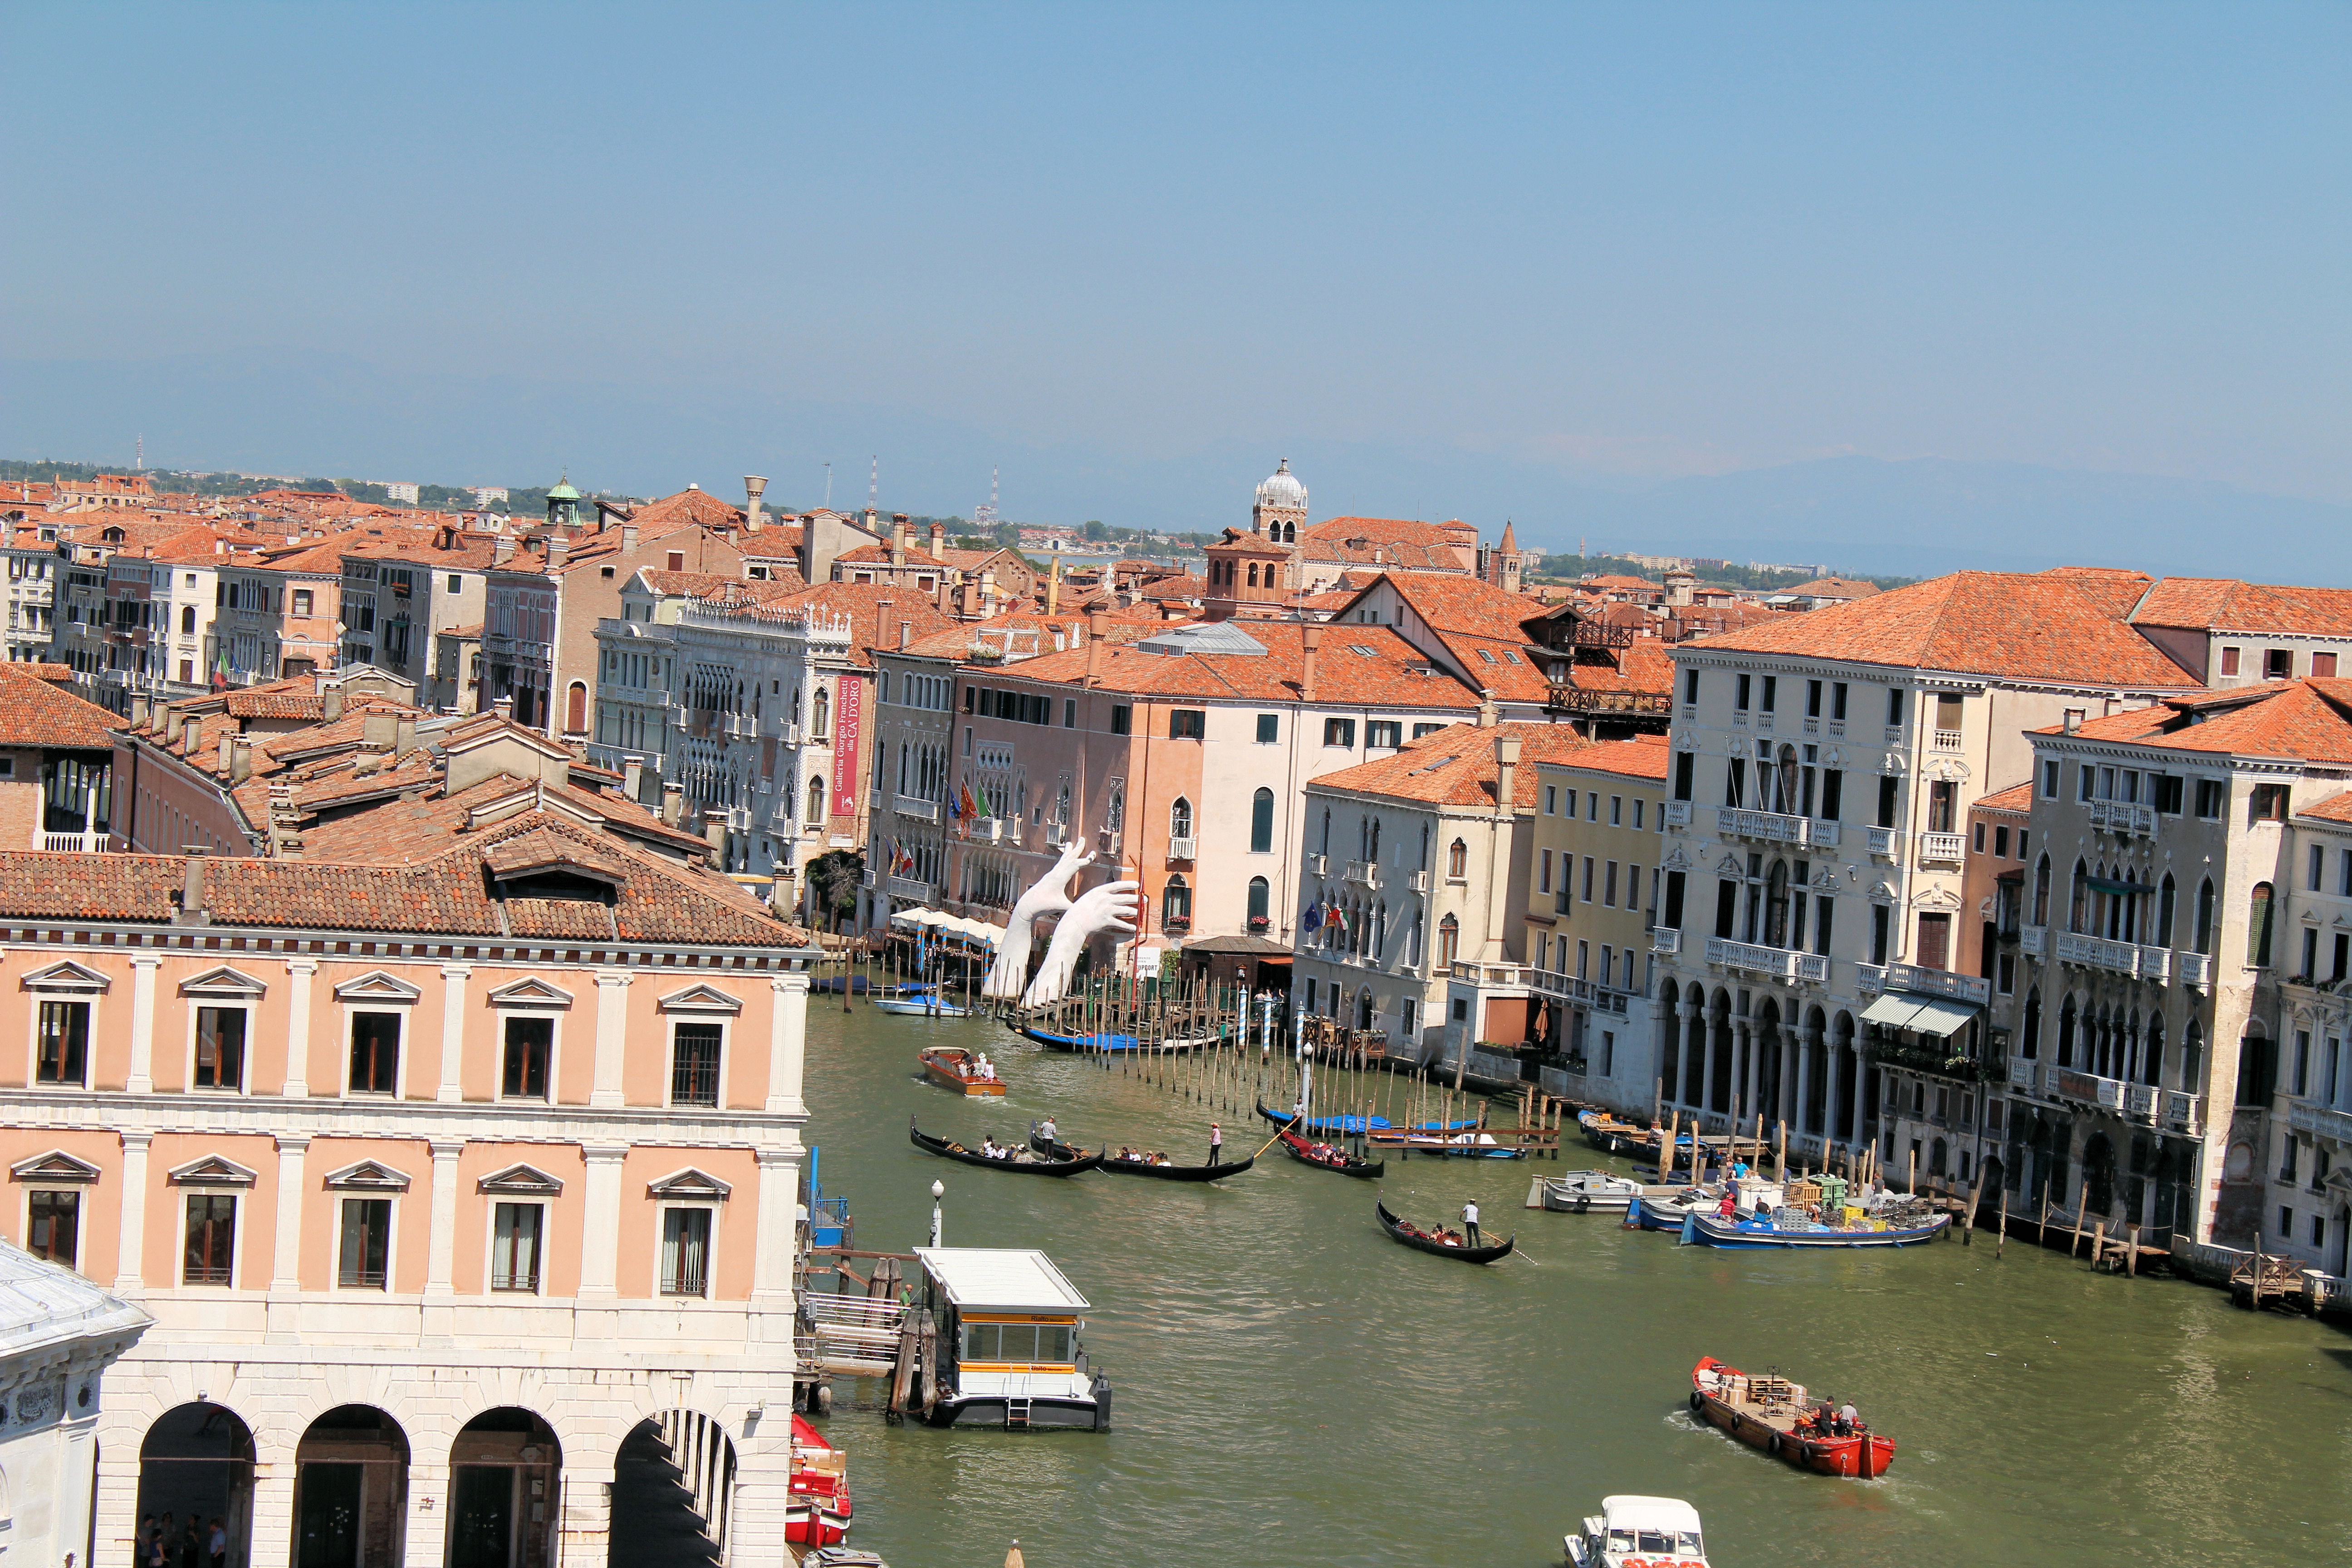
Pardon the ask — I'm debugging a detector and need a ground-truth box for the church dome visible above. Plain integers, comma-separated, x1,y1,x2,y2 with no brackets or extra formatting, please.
1255,459,1307,510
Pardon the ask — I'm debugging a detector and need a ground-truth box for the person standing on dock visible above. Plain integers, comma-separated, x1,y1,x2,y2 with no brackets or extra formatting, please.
1462,1199,1482,1247
1208,1122,1223,1166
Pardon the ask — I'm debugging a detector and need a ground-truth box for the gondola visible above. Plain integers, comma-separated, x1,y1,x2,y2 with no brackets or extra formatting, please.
1273,1127,1385,1179
1030,1127,1252,1182
909,1117,1100,1176
1374,1200,1514,1264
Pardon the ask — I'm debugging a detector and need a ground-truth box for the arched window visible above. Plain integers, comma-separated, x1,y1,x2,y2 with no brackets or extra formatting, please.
1247,562,1259,588
1369,817,1382,862
1356,988,1375,1030
1162,875,1191,928
1250,788,1274,853
181,604,195,634
565,681,588,734
2181,1019,2204,1091
1406,913,1422,967
2158,872,2177,947
2144,1015,2165,1086
812,686,831,737
2195,877,2216,954
2021,989,2042,1059
1107,779,1126,833
1170,796,1193,840
2032,854,2051,926
1765,860,1791,947
2069,859,2089,933
1448,838,1468,878
1247,876,1269,924
1372,900,1387,959
2248,882,2275,967
1319,805,1331,855
1419,821,1430,867
2057,994,2078,1068
806,774,826,823
1437,914,1460,969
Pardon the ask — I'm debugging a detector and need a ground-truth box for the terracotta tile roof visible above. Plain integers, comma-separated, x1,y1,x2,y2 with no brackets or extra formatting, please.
1138,573,1206,601
1538,732,1676,783
683,579,960,670
1297,516,1472,572
2129,577,2352,637
1788,576,1881,598
1307,721,1600,808
0,663,118,749
1581,574,1657,592
617,487,746,533
640,570,743,598
1974,782,2035,813
973,622,1482,709
1691,568,2195,687
2297,792,2352,825
2042,679,2352,766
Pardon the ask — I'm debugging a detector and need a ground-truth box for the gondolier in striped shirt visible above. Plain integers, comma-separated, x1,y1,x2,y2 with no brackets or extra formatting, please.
1462,1199,1481,1247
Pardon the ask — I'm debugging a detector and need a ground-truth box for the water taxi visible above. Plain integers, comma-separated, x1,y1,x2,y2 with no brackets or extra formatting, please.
1564,1494,1708,1567
913,1247,1112,1431
1688,1355,1895,1477
918,1047,1004,1096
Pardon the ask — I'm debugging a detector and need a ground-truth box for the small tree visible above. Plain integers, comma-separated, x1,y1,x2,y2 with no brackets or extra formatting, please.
805,849,865,933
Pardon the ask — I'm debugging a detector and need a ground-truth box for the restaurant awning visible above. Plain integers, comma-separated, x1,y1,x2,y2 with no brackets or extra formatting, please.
1861,991,1980,1037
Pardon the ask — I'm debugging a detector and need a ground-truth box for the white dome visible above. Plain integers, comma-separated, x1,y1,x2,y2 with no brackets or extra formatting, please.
1255,458,1307,509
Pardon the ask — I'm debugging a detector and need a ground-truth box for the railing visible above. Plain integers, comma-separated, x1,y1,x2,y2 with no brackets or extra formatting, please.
1450,960,1530,987
1650,928,1682,955
861,867,876,889
1663,799,1693,828
39,832,106,853
1932,728,1964,752
1917,832,1966,866
1345,860,1381,888
2177,951,2212,987
2290,1101,2352,1142
1705,937,1799,981
2087,800,2156,836
1718,807,1810,846
2126,1083,2159,1119
894,795,940,822
1866,826,1901,859
2165,1091,2205,1136
1405,870,1431,893
1167,837,1197,861
1304,853,1328,876
2054,1069,2126,1111
1546,686,1674,718
1529,970,1634,1014
1803,717,1819,734
1044,822,1068,847
1806,819,1841,848
1882,964,1991,1005
886,876,931,900
1828,720,1845,738
2008,1058,2038,1093
2020,925,2047,956
2054,931,2172,983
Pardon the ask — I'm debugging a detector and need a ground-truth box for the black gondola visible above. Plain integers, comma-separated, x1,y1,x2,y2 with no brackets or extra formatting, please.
1375,1200,1513,1264
1030,1127,1253,1182
909,1116,1100,1176
1274,1128,1385,1179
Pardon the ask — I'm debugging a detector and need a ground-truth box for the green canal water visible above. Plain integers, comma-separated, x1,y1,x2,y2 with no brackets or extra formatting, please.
800,1006,2352,1568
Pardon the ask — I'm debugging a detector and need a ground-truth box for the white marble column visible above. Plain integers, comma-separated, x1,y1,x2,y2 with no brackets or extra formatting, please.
437,963,471,1102
766,972,809,1115
114,1130,152,1294
423,1138,465,1340
267,1133,309,1342
126,955,160,1093
749,1147,799,1340
282,957,316,1097
592,973,631,1108
578,1144,629,1301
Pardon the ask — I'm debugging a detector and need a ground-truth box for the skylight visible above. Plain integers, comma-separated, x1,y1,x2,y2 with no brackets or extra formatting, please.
1349,644,1377,657
1476,648,1497,664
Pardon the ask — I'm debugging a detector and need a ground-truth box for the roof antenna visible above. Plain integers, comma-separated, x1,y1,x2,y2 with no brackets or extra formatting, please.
823,462,833,509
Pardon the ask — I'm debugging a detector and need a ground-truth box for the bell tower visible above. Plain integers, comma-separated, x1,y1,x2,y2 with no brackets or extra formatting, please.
1252,458,1307,545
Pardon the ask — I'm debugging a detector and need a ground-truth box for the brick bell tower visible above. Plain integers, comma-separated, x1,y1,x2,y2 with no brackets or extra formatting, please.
1206,459,1308,621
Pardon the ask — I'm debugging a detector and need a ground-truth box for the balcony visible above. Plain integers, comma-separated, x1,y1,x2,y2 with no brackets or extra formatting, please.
1529,970,1636,1015
1806,819,1841,848
2165,1091,2205,1136
1718,807,1810,847
1803,717,1819,735
2177,951,2212,987
1650,928,1682,956
1405,869,1431,893
1167,837,1197,862
1044,822,1069,847
2126,1083,2159,1120
2087,800,2156,837
1345,860,1381,888
1866,826,1901,859
39,831,107,853
1828,720,1845,738
1932,728,1964,752
1705,937,1801,982
886,875,932,901
1917,832,1966,867
2020,925,2047,956
2289,1101,2352,1144
1450,959,1531,987
1304,853,1328,876
1663,800,1693,828
2053,1069,2126,1111
1546,686,1673,720
2008,1058,2039,1093
893,794,940,823
2053,931,2172,983
1883,964,1991,1005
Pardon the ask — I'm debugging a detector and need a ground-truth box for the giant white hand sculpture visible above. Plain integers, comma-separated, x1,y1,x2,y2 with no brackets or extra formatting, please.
1019,877,1142,1009
981,843,1095,1001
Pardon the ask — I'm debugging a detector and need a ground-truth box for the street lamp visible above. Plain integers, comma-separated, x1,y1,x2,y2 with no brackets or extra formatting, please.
929,1180,944,1247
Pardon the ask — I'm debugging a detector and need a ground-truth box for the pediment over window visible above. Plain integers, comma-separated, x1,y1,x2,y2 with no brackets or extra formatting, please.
10,1150,100,1184
1714,854,1745,879
167,1155,259,1187
180,965,269,998
332,970,423,1003
485,977,573,1009
1911,885,1963,911
646,1167,732,1200
1660,846,1690,872
20,960,109,995
477,1162,564,1197
323,1159,412,1192
657,983,742,1016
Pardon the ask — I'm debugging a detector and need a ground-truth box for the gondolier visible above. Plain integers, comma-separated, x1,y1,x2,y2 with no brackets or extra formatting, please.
1208,1122,1223,1166
1462,1199,1481,1247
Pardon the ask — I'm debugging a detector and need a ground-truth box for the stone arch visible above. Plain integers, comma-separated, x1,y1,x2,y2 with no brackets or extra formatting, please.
611,1411,740,1565
449,1407,563,1568
294,1404,410,1568
2082,1130,2119,1218
136,1401,256,1568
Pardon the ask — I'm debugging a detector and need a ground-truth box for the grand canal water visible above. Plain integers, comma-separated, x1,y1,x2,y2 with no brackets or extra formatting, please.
801,1006,2352,1568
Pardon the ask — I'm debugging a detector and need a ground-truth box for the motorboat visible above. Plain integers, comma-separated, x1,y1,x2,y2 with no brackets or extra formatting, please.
1688,1355,1895,1478
918,1047,1004,1096
878,985,970,1018
1564,1494,1708,1567
1530,1169,1649,1213
1675,1186,1950,1249
785,1414,852,1546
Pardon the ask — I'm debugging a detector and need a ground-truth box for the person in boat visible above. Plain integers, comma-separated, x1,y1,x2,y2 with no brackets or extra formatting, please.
1462,1199,1482,1247
1754,1193,1774,1224
1717,1191,1739,1219
1837,1401,1859,1435
1208,1121,1223,1166
1039,1117,1058,1143
980,1136,1001,1159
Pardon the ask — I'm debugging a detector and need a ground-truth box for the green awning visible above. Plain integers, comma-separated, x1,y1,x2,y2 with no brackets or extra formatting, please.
1905,996,1981,1038
1860,994,1927,1030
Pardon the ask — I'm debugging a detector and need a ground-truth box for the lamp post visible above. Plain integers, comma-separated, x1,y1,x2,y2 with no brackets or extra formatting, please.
929,1180,944,1247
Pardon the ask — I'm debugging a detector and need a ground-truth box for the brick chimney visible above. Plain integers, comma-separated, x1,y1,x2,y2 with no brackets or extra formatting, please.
929,521,947,561
1085,609,1108,687
1494,733,1522,817
891,514,909,567
228,735,252,784
178,848,211,926
1301,624,1323,703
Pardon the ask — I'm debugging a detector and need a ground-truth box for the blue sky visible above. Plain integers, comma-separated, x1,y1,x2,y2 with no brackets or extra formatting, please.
5,3,2347,549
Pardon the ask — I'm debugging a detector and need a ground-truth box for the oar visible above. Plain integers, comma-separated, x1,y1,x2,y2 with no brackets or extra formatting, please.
1510,1243,1540,1265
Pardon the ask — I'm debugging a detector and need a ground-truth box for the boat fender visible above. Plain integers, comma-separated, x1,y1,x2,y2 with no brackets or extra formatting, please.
1575,1193,1591,1213
1766,1431,1782,1455
1687,1390,1705,1413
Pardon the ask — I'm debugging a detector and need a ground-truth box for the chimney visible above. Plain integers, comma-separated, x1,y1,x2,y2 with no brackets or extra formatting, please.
229,735,253,785
744,475,767,533
622,523,638,555
179,848,211,925
548,535,570,570
1494,734,1522,816
622,755,644,801
2063,708,2085,733
979,567,996,616
661,782,685,826
321,684,345,723
492,695,514,723
1476,697,1499,728
217,730,234,774
394,715,418,757
129,692,150,727
899,620,913,651
1085,608,1108,687
362,711,398,751
929,521,946,561
494,535,514,566
1301,624,1323,703
1046,550,1062,615
891,514,908,567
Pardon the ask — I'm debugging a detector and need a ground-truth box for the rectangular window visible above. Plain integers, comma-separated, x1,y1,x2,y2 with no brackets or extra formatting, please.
1634,798,1646,830
183,1194,236,1286
2078,764,2095,803
1110,705,1132,736
1256,713,1279,743
2266,649,2294,680
2312,845,2328,892
1544,785,1557,815
26,1189,78,1269
1997,949,2016,995
195,1006,246,1090
671,1023,723,1107
36,1000,89,1086
1877,775,1899,829
1871,904,1891,966
1725,758,1746,808
1673,751,1694,802
1411,722,1443,739
1663,871,1686,929
2195,779,2225,818
1974,822,1986,854
1807,680,1823,717
2315,652,2340,678
492,1202,544,1293
2041,760,2060,799
1576,940,1590,980
1682,668,1700,704
1735,673,1751,711
1818,769,1842,822
1761,675,1777,712
1833,682,1848,720
1887,688,1905,725
1168,708,1206,739
338,1197,392,1289
502,1016,552,1100
1916,912,1950,969
2252,784,2290,823
1604,861,1619,907
1064,698,1077,729
2293,1031,2311,1096
1715,879,1738,939
2154,774,2184,814
1366,720,1402,749
1994,824,2009,858
1610,795,1622,826
1582,857,1595,903
2302,928,2320,982
661,1207,713,1296
1813,898,1834,956
291,588,313,616
1323,718,1356,748
1539,850,1553,894
2220,646,2241,676
348,1012,401,1093
2341,850,2352,897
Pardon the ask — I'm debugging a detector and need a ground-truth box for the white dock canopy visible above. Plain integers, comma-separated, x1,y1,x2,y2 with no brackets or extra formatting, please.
913,1248,1090,1313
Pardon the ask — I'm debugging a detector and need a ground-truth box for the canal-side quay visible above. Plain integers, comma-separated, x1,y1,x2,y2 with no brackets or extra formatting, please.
802,1008,2352,1568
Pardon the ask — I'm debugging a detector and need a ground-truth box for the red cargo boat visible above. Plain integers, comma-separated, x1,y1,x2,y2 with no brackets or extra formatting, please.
1687,1356,1894,1479
786,1414,853,1545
